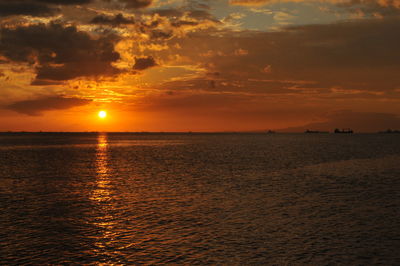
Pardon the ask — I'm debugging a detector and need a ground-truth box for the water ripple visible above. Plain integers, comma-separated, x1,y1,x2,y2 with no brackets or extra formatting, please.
0,133,399,264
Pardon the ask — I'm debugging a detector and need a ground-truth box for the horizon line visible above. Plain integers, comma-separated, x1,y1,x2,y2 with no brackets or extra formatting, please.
0,130,397,134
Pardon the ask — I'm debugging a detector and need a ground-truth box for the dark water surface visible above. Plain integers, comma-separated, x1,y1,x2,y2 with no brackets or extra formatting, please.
0,133,399,264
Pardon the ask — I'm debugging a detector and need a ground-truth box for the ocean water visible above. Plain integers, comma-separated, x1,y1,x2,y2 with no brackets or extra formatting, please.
0,133,399,265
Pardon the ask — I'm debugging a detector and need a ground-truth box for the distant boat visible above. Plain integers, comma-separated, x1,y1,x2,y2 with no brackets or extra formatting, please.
305,130,329,134
266,130,276,134
334,128,353,134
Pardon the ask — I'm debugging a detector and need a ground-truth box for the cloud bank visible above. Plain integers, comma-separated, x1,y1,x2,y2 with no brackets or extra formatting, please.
6,96,91,115
0,23,121,83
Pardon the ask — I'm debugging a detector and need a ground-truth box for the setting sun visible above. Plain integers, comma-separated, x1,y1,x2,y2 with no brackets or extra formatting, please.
98,111,107,119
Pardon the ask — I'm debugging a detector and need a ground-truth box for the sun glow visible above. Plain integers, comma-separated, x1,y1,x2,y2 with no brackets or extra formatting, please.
98,110,107,119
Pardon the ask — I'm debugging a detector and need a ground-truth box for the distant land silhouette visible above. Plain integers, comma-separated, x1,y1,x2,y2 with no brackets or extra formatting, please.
305,130,329,134
379,129,400,133
279,111,400,133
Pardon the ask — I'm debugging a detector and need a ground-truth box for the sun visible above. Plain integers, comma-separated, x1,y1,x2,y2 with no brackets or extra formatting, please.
98,110,107,119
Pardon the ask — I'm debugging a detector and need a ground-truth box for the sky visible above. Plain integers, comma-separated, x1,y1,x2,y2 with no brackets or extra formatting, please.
0,0,399,132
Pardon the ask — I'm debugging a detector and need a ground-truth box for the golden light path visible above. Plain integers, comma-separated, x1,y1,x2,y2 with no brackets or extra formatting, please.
90,133,120,260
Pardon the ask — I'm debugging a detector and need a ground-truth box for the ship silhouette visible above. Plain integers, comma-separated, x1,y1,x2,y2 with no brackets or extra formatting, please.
334,128,353,134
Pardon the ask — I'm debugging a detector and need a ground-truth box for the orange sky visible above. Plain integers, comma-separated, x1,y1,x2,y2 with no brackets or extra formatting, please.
0,0,400,132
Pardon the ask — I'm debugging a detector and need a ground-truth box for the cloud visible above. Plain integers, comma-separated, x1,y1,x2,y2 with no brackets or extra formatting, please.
229,0,400,17
0,23,121,82
338,0,400,17
35,0,91,3
0,0,153,17
0,0,94,17
90,13,135,26
0,0,399,132
151,6,220,26
229,0,271,6
171,20,200,27
133,56,157,70
0,1,57,17
6,96,91,115
229,0,400,7
116,0,152,8
281,111,400,132
162,17,400,95
126,4,220,44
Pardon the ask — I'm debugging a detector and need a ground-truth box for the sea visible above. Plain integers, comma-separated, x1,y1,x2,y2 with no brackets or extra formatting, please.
0,133,399,265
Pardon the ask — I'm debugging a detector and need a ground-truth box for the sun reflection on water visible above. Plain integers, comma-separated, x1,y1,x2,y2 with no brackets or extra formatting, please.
90,133,120,261
92,133,111,202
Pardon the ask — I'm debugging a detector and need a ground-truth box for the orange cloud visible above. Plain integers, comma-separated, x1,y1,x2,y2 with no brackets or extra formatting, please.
229,0,273,6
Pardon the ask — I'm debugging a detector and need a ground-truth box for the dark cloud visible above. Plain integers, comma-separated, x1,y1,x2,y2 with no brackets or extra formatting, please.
163,17,400,94
0,0,149,6
187,9,217,21
6,96,91,116
30,79,65,86
149,30,174,39
0,23,121,82
229,0,271,6
133,56,157,70
113,0,152,8
37,0,91,3
281,111,400,132
187,0,211,10
0,0,94,17
171,20,199,27
91,13,135,26
0,0,152,17
0,1,57,17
